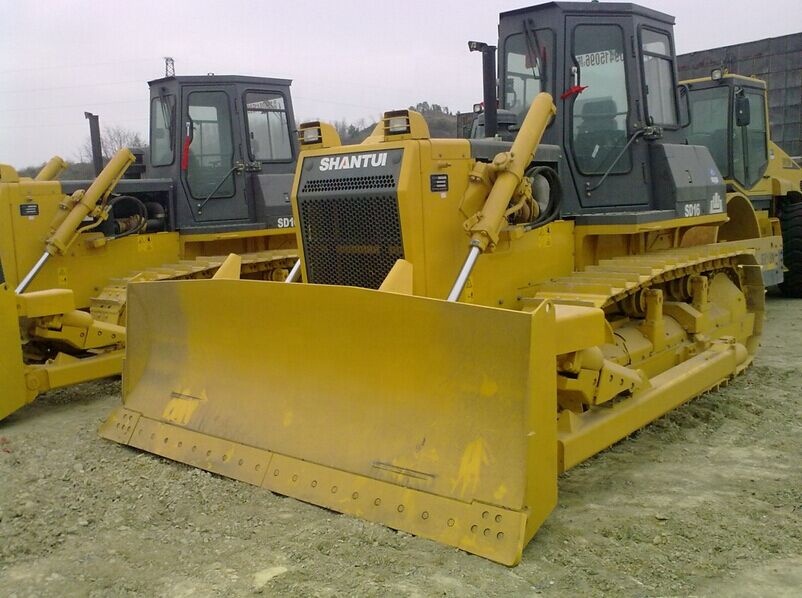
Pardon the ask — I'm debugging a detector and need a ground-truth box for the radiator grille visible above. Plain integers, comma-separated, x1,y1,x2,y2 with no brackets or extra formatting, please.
301,175,395,193
298,194,403,288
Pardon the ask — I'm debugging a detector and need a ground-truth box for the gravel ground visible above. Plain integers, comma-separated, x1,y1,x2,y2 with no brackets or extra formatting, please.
1,292,800,597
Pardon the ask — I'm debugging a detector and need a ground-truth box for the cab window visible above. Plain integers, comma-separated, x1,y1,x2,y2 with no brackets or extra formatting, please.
150,95,175,166
687,86,730,176
503,29,553,125
245,92,292,161
732,89,768,187
641,28,677,126
571,24,631,175
186,91,235,199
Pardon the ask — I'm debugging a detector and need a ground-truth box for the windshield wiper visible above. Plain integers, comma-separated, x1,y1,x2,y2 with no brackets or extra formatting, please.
158,87,175,147
523,19,545,87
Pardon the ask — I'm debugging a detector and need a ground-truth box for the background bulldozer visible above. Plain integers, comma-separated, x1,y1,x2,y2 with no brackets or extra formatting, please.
0,75,301,421
103,1,780,565
681,72,802,296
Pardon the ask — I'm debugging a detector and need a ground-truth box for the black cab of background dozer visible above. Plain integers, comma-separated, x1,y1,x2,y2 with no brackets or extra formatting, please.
62,75,300,238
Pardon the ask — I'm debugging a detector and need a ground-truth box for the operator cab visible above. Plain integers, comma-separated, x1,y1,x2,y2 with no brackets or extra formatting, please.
147,75,299,233
497,2,723,221
682,74,769,191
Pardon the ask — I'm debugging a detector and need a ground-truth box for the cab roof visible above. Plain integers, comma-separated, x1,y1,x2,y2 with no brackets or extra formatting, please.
500,1,674,25
147,75,292,87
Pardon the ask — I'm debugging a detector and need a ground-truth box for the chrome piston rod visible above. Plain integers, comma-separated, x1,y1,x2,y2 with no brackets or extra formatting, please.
285,259,301,283
447,245,481,302
15,252,50,294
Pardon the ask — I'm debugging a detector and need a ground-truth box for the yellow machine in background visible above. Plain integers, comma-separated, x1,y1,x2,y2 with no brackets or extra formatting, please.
682,72,802,296
0,152,133,420
0,151,296,421
0,74,302,421
0,265,27,410
102,2,778,565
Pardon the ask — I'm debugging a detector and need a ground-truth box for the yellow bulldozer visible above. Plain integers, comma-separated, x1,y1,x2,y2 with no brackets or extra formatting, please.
101,2,787,565
681,71,802,296
0,75,301,421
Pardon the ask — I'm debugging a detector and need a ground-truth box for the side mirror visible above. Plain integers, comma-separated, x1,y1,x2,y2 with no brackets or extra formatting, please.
735,93,751,127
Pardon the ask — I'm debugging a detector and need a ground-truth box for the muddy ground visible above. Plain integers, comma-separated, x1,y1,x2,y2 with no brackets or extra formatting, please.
1,292,800,597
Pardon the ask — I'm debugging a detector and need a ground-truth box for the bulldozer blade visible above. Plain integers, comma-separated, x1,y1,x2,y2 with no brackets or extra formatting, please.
0,282,28,421
101,279,559,565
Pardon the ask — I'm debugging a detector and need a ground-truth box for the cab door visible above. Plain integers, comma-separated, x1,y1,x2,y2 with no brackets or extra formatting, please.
564,17,649,209
180,85,250,222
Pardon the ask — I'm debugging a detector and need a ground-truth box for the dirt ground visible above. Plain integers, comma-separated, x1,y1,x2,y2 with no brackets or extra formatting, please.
1,292,800,597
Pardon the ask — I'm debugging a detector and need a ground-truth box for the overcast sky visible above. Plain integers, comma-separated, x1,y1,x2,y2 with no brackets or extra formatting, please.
1,0,800,167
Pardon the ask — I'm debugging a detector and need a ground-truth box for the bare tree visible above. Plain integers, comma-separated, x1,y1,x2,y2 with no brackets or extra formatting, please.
331,118,349,142
77,125,146,163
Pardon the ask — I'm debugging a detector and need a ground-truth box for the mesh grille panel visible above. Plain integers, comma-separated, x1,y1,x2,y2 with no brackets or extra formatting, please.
298,194,403,288
301,175,395,193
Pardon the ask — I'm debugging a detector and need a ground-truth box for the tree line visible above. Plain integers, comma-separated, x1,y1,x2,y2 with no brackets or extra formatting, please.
332,103,461,143
17,126,145,180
